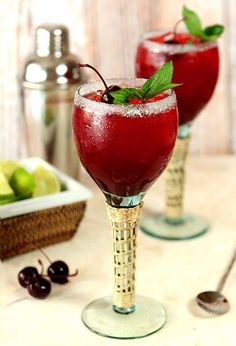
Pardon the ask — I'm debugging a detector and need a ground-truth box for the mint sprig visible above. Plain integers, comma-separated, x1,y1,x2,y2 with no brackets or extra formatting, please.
141,61,180,99
109,88,143,104
182,5,224,42
110,61,181,105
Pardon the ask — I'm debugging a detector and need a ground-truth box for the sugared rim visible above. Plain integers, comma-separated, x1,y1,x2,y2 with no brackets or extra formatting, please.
139,30,218,53
74,78,177,116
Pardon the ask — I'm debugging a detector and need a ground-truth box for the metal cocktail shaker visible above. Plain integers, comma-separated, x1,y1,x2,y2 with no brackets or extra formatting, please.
21,24,84,178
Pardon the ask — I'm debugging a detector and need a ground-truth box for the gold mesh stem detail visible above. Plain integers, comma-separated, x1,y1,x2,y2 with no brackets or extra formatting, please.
165,135,190,219
106,202,143,310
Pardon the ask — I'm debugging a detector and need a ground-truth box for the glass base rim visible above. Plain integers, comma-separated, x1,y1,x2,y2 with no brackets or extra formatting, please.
81,295,167,339
140,213,209,240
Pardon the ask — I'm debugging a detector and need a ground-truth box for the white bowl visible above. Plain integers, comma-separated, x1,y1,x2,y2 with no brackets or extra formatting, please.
0,157,92,219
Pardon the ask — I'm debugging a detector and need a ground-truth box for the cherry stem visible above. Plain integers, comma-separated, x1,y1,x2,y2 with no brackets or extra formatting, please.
6,297,29,306
172,17,186,41
42,269,79,279
38,259,44,275
78,63,109,90
37,248,52,264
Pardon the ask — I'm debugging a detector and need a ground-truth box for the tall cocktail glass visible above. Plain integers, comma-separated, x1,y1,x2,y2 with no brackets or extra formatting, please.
72,78,178,338
136,31,219,240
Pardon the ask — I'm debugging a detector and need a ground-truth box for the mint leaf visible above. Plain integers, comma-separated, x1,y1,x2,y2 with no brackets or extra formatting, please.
202,24,224,41
110,88,142,104
141,61,181,99
110,61,181,105
182,5,224,42
182,5,203,37
141,61,173,97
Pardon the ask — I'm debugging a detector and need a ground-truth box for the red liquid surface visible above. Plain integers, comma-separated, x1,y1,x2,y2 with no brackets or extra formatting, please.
136,33,219,125
72,92,178,196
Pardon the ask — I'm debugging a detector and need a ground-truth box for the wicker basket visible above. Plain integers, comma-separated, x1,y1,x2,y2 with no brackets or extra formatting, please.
0,201,86,260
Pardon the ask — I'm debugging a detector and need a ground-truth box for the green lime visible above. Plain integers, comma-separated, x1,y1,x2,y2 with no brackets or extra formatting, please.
60,181,67,192
0,160,21,180
0,172,14,200
32,166,61,197
10,167,36,199
0,195,19,205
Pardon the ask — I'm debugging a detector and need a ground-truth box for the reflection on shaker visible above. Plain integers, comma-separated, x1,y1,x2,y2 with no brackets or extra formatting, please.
21,24,85,178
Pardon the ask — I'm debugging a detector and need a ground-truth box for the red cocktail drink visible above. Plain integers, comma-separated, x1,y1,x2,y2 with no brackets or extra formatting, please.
136,31,220,240
72,79,178,201
136,32,219,125
72,75,179,338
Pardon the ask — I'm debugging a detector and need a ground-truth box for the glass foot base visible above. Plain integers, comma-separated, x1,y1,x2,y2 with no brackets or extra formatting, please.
82,295,166,339
141,213,208,240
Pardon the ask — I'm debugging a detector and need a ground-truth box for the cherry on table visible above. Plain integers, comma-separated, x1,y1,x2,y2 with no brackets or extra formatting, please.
39,248,78,284
18,266,39,288
18,263,51,300
47,260,69,284
17,248,78,302
28,276,51,299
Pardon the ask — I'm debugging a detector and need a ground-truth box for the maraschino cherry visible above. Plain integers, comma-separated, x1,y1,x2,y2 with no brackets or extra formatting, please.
164,18,186,43
78,63,121,104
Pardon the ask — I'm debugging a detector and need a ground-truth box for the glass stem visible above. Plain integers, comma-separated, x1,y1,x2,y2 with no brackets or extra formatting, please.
105,202,143,314
165,124,191,223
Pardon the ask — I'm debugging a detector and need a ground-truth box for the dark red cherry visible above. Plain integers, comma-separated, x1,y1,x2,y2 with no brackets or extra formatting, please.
37,248,78,284
18,266,39,288
78,63,120,104
165,39,178,44
28,276,51,299
101,85,121,104
47,260,69,284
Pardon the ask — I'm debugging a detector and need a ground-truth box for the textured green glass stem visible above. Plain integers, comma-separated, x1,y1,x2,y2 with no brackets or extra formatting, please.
165,124,191,222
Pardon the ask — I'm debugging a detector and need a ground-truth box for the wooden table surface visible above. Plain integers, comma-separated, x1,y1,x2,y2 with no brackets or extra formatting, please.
1,156,236,346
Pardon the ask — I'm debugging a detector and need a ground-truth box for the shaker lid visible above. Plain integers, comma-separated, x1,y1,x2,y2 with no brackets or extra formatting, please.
22,24,84,88
35,24,69,57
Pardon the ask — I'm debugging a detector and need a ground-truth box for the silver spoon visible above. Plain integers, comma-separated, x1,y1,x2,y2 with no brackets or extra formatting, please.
196,247,236,315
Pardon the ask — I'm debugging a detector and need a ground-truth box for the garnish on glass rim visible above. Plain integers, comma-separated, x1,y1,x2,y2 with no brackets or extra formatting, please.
78,63,121,104
78,61,181,105
110,61,181,104
182,5,224,42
